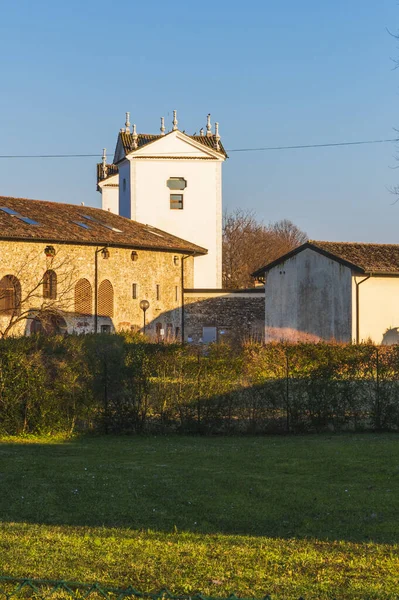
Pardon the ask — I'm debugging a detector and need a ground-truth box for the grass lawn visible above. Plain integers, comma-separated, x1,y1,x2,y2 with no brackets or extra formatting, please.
0,434,398,599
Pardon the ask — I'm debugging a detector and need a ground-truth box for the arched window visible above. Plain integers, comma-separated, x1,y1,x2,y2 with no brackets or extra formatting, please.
0,275,21,315
75,278,93,315
98,279,114,317
43,270,57,299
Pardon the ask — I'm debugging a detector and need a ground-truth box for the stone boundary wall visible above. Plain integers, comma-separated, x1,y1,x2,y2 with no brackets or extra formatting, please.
183,288,265,343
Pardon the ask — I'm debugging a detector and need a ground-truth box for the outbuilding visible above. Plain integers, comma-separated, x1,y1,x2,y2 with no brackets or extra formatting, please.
252,241,399,345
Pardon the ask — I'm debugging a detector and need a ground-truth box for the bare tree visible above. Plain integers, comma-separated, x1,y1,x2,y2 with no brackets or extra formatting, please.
0,249,76,338
222,210,307,289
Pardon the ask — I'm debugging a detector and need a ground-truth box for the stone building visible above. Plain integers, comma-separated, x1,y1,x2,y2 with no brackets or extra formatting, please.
0,196,204,337
253,240,399,345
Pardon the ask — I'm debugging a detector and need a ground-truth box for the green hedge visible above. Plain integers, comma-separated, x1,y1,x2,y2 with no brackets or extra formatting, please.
0,335,398,435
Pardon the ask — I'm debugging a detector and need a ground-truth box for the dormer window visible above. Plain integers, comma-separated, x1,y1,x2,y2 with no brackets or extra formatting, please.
170,194,183,210
167,177,187,190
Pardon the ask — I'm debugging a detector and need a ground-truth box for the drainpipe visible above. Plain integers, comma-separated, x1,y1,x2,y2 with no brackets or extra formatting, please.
94,246,108,334
355,274,371,344
181,253,194,343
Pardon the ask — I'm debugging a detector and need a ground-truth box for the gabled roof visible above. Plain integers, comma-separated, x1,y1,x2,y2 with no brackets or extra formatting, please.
116,130,228,161
0,196,207,255
252,240,399,277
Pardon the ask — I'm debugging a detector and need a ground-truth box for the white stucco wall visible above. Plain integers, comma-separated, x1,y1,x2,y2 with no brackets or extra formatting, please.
120,132,224,289
264,248,352,342
100,181,119,214
352,275,399,344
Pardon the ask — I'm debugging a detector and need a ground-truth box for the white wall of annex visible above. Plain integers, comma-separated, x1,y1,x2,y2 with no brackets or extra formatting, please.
264,248,352,342
131,159,222,288
101,183,119,214
352,276,399,344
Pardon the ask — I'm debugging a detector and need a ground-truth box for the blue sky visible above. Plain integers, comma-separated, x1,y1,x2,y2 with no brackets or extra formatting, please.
0,0,398,242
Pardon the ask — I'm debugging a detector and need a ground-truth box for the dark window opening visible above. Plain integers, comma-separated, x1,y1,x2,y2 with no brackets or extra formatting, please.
132,283,137,299
156,284,160,301
0,275,21,315
170,194,183,210
43,270,57,300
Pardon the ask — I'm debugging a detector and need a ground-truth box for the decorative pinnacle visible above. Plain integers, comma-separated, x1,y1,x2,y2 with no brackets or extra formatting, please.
125,112,131,133
206,113,212,137
101,148,108,178
172,110,178,131
132,123,138,148
160,117,165,135
200,128,204,136
214,122,220,150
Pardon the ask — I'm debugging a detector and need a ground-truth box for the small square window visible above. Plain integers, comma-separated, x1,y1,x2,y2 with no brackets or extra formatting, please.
170,194,183,210
101,325,111,334
132,283,137,299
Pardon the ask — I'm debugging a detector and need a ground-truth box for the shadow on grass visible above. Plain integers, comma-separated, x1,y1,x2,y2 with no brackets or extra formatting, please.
0,434,398,543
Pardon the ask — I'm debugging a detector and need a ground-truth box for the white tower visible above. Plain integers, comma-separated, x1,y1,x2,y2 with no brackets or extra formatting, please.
97,111,227,288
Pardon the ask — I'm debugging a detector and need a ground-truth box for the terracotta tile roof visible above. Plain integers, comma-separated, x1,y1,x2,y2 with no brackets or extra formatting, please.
97,163,118,184
119,131,228,158
252,240,399,277
309,241,399,273
0,196,207,255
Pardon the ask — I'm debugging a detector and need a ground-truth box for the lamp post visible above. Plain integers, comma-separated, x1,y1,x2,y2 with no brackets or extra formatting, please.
139,299,150,335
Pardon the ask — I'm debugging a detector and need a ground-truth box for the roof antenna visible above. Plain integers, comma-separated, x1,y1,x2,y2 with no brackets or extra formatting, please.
132,123,138,149
125,112,131,134
172,110,178,131
160,116,165,135
206,113,212,137
101,148,108,178
214,122,220,150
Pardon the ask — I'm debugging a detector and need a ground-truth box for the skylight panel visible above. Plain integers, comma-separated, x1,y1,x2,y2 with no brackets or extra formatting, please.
145,229,164,238
0,207,40,225
73,221,91,230
81,214,122,233
17,217,40,225
0,207,19,215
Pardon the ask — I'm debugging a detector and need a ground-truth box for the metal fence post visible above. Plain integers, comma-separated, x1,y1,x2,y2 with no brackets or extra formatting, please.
375,347,380,430
285,351,290,432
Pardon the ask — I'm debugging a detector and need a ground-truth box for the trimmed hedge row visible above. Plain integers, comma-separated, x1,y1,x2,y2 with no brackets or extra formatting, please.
0,335,398,435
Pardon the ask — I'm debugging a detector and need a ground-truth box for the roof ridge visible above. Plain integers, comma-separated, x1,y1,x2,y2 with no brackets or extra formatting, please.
310,240,399,247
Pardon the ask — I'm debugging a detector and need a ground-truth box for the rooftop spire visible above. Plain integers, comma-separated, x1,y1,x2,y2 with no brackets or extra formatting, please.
132,123,138,149
101,148,108,178
206,113,212,137
200,128,204,136
125,112,131,134
172,110,178,131
214,122,220,150
160,116,165,135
